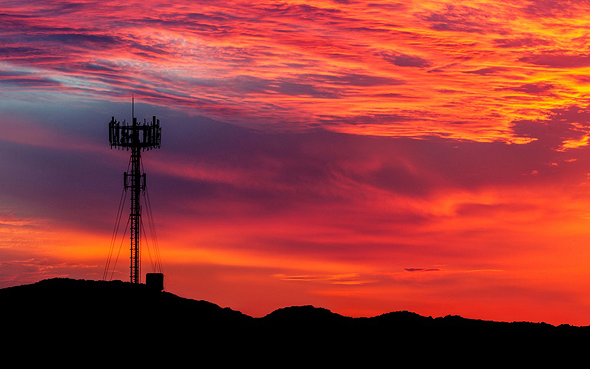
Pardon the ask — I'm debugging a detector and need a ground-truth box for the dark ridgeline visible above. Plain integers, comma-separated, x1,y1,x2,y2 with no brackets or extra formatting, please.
2,278,588,362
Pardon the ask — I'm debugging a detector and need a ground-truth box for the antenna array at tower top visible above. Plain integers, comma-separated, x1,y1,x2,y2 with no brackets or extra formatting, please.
109,116,161,151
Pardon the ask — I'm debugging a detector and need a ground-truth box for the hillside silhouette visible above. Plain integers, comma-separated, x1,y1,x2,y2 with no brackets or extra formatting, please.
3,278,589,361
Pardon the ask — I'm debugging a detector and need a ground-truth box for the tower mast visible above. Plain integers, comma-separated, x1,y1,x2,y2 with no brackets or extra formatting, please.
109,103,161,284
129,115,141,283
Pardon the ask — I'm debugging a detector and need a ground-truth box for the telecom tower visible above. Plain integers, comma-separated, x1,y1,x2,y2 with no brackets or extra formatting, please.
107,100,162,286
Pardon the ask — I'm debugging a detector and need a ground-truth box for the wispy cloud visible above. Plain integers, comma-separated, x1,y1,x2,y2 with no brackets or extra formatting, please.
2,0,590,143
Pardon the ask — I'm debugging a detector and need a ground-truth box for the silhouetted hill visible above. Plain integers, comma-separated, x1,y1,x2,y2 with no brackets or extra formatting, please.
2,278,253,332
3,278,589,361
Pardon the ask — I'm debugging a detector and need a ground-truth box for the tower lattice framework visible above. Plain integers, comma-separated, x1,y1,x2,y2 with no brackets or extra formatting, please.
108,112,161,284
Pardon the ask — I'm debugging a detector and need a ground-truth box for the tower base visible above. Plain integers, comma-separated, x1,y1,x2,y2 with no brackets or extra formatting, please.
146,273,164,291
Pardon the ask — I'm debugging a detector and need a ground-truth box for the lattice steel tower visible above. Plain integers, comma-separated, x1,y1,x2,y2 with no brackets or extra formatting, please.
108,103,161,284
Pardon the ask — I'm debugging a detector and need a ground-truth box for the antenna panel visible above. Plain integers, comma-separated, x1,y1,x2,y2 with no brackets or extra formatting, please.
109,116,161,150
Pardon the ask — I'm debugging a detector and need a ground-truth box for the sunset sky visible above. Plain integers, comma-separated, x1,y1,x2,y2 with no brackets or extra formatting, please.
3,0,590,325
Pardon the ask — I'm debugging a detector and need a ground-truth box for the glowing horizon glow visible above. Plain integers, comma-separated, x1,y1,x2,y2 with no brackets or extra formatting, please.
3,0,590,326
